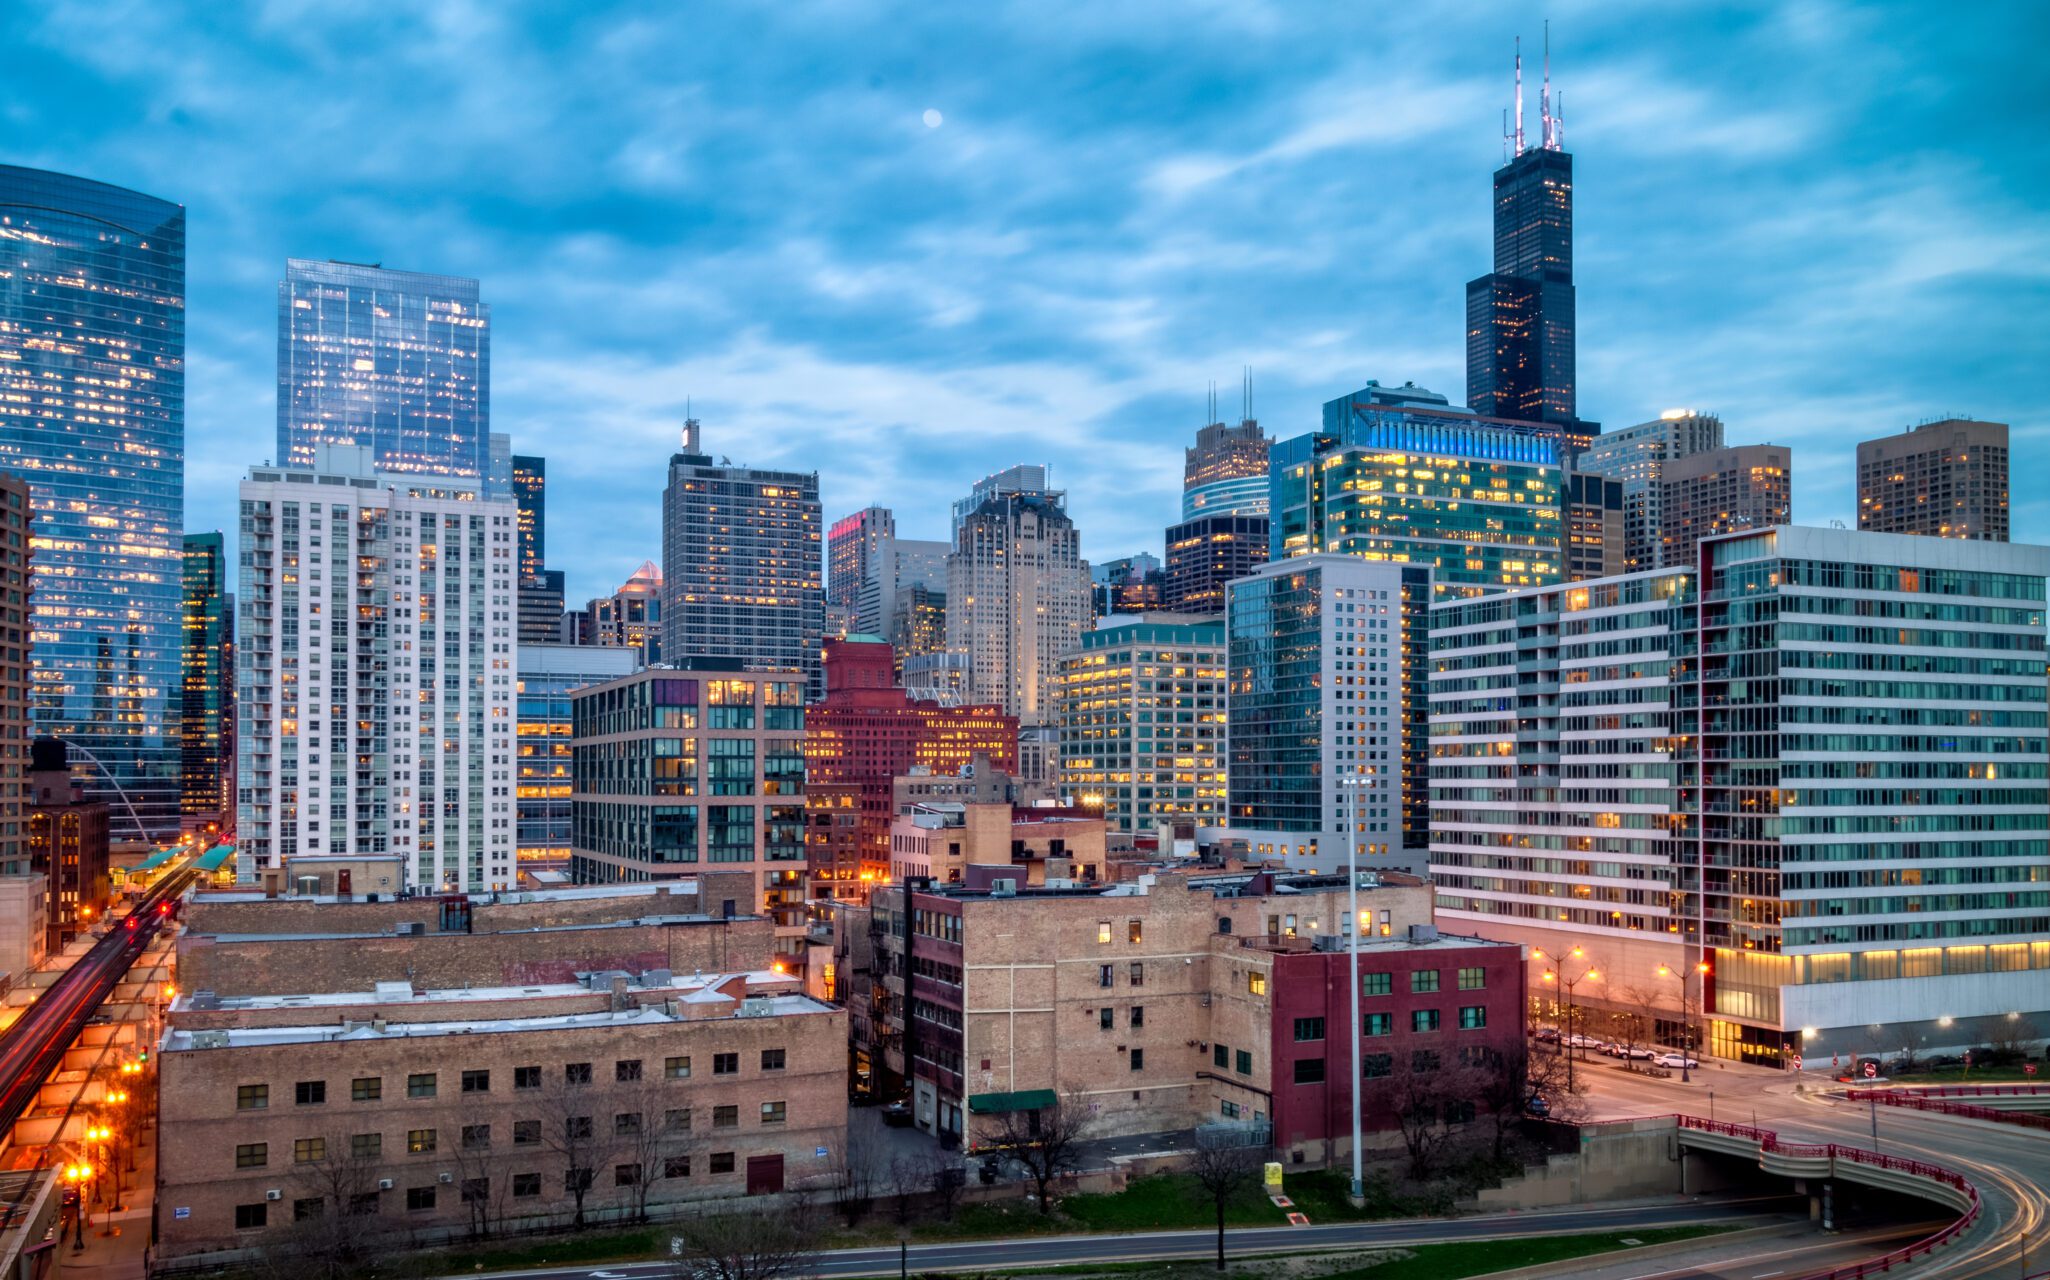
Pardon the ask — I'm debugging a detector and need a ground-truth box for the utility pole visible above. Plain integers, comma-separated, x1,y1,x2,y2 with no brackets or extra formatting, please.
1344,776,1364,1206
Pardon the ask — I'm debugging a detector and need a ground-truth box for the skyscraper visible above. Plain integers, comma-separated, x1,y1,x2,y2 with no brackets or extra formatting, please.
0,477,30,874
828,507,892,613
584,562,663,665
829,506,947,638
512,455,565,644
1183,416,1270,518
237,448,518,891
1857,419,2010,542
514,642,636,881
1167,412,1271,616
1465,40,1580,431
277,259,491,482
0,166,186,842
181,532,232,835
1056,615,1226,836
946,471,1091,725
1561,470,1624,580
661,421,823,695
1090,554,1164,617
1657,443,1792,568
1573,411,1725,570
1273,383,1564,597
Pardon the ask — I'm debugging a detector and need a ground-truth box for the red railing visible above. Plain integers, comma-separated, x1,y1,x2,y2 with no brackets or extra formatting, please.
1853,1088,2050,1133
1672,1115,1983,1280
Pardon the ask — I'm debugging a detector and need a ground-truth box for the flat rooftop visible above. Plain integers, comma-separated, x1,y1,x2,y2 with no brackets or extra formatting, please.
188,912,751,944
189,880,716,907
176,968,796,1013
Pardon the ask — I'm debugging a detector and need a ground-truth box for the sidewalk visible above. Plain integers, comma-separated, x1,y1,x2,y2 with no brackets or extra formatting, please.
56,1120,156,1280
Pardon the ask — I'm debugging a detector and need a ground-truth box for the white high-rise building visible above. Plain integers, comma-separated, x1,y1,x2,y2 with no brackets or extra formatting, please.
237,446,518,892
945,472,1090,726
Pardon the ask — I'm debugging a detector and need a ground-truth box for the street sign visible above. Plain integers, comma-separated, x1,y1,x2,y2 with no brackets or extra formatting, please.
815,1146,829,1158
173,1207,190,1220
1832,1053,1840,1069
2026,1063,2038,1077
1864,1061,1877,1079
1792,1054,1803,1071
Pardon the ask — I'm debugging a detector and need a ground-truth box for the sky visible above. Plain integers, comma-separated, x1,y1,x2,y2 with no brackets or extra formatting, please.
5,0,2047,605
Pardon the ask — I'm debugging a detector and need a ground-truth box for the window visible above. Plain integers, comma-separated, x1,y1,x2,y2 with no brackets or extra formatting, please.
235,1203,267,1230
295,1080,326,1106
1128,919,1142,944
1247,972,1267,996
1099,964,1114,989
1413,1009,1441,1033
713,1053,739,1076
1217,916,1233,935
1293,1017,1326,1043
1293,1058,1327,1085
513,1173,542,1198
1411,1049,1440,1074
348,1192,380,1216
1362,1053,1393,1079
1130,962,1145,987
615,1113,642,1136
615,1163,641,1188
513,1120,540,1146
1410,970,1440,994
565,1062,592,1085
1459,1006,1487,1030
616,1059,643,1083
293,1138,325,1164
1098,921,1112,944
1457,967,1487,991
1099,1007,1114,1030
406,1073,437,1099
407,1129,437,1154
1212,1043,1229,1069
1363,973,1392,997
1123,1047,1141,1070
665,1108,692,1131
351,1133,380,1160
1364,1012,1392,1037
666,1056,692,1079
237,1084,269,1111
461,1178,489,1205
1446,1100,1476,1124
351,1077,382,1102
664,1156,691,1179
565,1116,593,1140
713,1105,738,1129
235,1143,267,1169
761,1049,785,1071
406,1187,436,1213
1235,1049,1252,1075
710,1152,736,1175
293,1197,323,1222
761,1101,787,1124
514,1065,541,1090
461,1069,490,1094
462,1124,491,1150
1130,1006,1145,1029
565,1168,594,1194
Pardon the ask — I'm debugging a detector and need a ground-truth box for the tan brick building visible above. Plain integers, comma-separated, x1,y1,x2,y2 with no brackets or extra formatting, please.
885,802,1107,885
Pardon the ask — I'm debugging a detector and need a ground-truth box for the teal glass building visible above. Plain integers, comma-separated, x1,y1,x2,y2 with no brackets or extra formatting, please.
0,166,185,841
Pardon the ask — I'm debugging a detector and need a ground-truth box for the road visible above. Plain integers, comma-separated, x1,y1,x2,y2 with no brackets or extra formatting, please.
0,867,192,1137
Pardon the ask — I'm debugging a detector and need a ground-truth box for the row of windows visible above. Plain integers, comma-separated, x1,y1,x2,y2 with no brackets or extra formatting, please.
229,1104,789,1169
233,1052,786,1108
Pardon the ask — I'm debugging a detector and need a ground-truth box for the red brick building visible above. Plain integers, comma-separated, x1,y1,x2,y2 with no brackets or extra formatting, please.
803,639,1016,898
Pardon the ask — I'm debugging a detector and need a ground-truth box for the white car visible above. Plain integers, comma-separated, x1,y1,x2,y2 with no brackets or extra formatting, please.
1564,1033,1603,1049
1653,1052,1699,1069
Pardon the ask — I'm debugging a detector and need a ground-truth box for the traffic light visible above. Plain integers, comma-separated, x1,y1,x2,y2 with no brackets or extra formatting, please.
125,917,137,930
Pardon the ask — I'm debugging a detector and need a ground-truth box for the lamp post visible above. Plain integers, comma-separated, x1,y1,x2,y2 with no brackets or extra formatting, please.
64,1164,91,1250
1656,962,1708,1083
1538,950,1597,1095
1340,774,1368,1206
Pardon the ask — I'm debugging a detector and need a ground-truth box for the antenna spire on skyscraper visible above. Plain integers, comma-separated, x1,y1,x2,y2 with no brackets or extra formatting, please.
1541,21,1554,151
1512,36,1525,156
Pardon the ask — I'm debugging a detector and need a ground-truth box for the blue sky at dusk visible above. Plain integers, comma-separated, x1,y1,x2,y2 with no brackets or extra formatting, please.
6,0,2045,604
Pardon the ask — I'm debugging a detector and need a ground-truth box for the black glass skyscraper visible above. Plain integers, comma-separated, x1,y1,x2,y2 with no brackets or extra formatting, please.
1465,45,1578,429
0,166,185,842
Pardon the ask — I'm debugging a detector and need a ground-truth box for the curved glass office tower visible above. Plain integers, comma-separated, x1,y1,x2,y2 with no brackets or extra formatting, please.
0,166,186,842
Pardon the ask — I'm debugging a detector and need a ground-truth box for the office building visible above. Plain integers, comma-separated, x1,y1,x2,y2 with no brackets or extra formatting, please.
803,638,1016,899
1464,48,1579,431
1429,527,2050,1065
1273,384,1564,597
1183,417,1270,520
236,448,517,892
827,506,889,614
1561,470,1624,580
276,259,490,482
515,643,637,881
513,455,565,644
0,477,30,874
181,532,233,835
661,422,823,696
0,166,186,841
1056,616,1226,835
828,506,946,638
1857,418,2010,542
884,799,1106,886
1163,513,1269,617
1573,411,1725,571
1225,555,1432,874
887,583,947,677
579,561,662,666
518,570,566,648
951,464,1052,536
27,739,110,950
1091,554,1164,618
568,665,807,947
946,471,1091,724
1657,443,1791,568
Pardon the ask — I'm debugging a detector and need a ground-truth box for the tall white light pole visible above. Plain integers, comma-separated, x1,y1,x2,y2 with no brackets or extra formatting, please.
1344,773,1364,1203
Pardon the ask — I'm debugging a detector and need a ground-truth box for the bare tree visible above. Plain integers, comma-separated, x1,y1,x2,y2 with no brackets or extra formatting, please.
1368,1045,1476,1183
973,1092,1093,1215
1186,1126,1267,1270
916,1147,966,1222
666,1201,822,1280
832,1124,884,1226
616,1084,704,1224
247,1135,385,1280
538,1080,624,1229
448,1128,504,1241
1617,985,1664,1071
1987,1015,2042,1066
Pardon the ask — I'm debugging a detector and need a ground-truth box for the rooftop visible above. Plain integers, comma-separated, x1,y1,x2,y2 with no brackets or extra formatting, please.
176,968,796,1014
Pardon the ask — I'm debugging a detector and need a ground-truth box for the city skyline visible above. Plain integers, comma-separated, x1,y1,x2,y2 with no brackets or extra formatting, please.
4,3,2046,603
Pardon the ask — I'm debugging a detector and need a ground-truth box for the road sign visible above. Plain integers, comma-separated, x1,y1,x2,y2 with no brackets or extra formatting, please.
2025,1063,2037,1076
1832,1053,1840,1069
1792,1054,1803,1071
1864,1061,1877,1079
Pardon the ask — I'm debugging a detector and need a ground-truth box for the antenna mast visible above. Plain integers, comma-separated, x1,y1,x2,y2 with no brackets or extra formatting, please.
1540,21,1553,150
1513,36,1525,156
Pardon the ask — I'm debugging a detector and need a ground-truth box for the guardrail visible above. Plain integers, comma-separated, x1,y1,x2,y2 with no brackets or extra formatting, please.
1673,1115,1982,1280
1850,1088,2050,1133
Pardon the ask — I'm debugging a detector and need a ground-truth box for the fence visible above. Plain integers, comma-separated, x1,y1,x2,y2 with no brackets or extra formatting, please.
1851,1086,2050,1133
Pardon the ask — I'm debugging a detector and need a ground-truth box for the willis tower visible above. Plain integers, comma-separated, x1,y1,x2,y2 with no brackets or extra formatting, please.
1465,34,1581,433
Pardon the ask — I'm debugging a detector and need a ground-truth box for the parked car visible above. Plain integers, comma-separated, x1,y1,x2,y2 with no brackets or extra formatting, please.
1653,1053,1699,1069
1534,1027,1561,1044
1618,1045,1656,1060
1564,1033,1602,1049
1523,1093,1551,1118
881,1102,914,1128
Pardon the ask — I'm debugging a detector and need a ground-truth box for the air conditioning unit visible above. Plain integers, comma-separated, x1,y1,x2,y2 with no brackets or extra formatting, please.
264,1189,281,1201
377,1178,395,1191
437,1171,453,1184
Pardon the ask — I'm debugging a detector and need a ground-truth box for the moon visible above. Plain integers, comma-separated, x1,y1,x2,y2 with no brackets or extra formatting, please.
922,109,943,128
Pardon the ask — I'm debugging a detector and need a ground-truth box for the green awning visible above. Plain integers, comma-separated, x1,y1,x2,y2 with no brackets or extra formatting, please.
967,1089,1056,1115
131,848,177,872
195,844,235,872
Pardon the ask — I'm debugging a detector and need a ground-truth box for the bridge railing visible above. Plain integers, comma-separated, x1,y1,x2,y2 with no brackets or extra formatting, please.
1673,1115,1982,1280
1852,1088,2050,1133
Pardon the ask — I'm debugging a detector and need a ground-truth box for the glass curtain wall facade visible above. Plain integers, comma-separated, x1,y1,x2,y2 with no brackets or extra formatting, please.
277,259,490,482
1056,618,1226,834
0,166,186,841
515,643,635,880
181,532,231,833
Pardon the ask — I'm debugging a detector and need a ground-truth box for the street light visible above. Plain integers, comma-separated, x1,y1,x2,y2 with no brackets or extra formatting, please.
63,1163,91,1249
1656,962,1708,1083
1540,952,1598,1095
